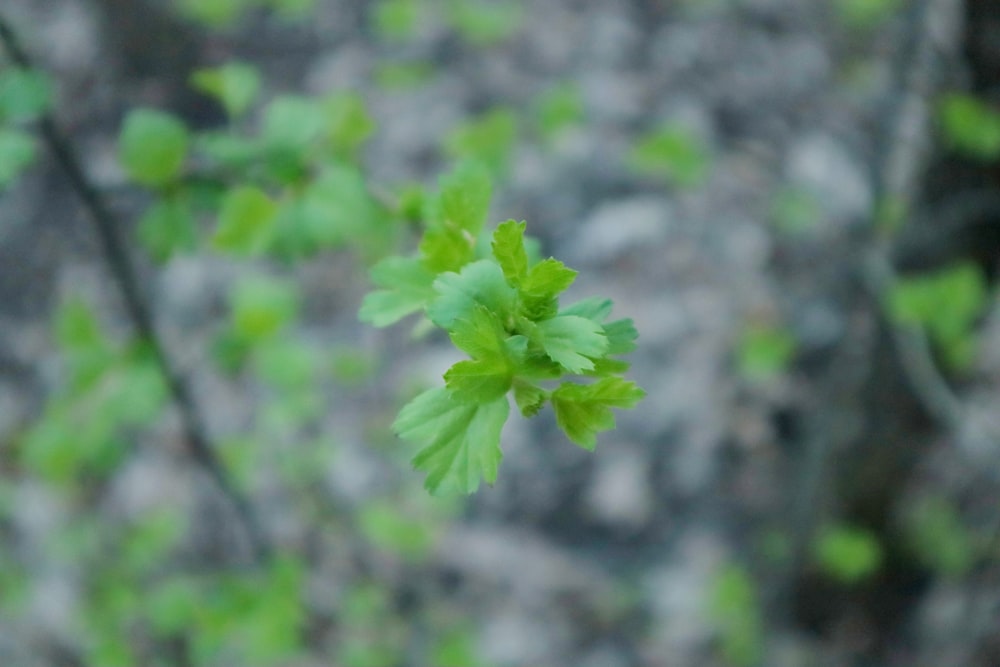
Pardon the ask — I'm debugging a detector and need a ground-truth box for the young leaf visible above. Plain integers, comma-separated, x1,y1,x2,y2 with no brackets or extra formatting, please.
190,62,260,118
551,378,646,449
533,315,608,373
212,185,277,254
118,109,190,187
359,256,436,327
427,160,492,235
604,318,639,355
443,358,512,403
420,225,475,273
426,260,517,329
559,296,612,322
491,220,529,286
512,381,547,417
448,305,508,359
394,388,509,495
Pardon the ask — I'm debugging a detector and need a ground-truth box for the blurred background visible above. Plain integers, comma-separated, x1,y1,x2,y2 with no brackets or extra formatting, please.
1,0,1000,665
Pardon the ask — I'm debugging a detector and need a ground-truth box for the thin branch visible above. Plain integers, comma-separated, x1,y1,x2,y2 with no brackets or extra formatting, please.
0,12,270,563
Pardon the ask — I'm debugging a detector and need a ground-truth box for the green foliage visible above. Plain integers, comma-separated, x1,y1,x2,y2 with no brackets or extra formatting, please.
445,0,523,46
119,109,190,188
176,0,314,26
938,93,1000,161
813,524,883,584
0,65,51,188
533,83,585,138
374,0,423,41
770,187,821,235
630,123,711,188
834,0,903,28
445,108,518,177
888,262,987,370
191,62,261,119
903,496,974,577
736,324,797,380
708,564,763,667
364,184,644,494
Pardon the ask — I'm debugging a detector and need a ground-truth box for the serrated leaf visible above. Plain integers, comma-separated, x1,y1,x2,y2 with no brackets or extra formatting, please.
420,225,475,273
444,358,512,403
504,334,562,380
512,381,547,417
212,186,277,254
359,256,436,327
604,318,639,355
448,305,508,359
427,160,492,234
521,258,577,298
394,388,509,495
534,315,608,373
118,109,189,187
551,378,646,449
491,220,528,286
190,62,260,118
559,296,613,322
427,260,517,329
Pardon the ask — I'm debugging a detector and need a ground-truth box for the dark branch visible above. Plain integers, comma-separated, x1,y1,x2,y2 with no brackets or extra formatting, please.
0,11,271,564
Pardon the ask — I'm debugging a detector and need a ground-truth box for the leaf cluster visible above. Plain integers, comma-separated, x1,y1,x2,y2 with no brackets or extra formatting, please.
361,163,645,495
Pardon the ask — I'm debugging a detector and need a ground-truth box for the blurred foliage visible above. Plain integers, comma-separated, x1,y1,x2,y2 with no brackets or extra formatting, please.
445,107,518,178
834,0,903,28
813,524,883,584
629,123,712,188
708,564,763,667
0,65,51,188
903,496,975,578
736,324,797,380
938,93,1000,161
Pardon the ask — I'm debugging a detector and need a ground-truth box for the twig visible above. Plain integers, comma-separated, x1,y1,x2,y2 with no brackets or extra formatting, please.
0,12,271,563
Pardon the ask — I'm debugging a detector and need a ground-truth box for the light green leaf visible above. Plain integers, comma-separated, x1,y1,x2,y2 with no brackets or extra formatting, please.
212,185,277,254
137,197,197,262
428,160,492,235
603,318,639,355
813,525,883,584
448,305,508,359
359,256,436,327
444,358,512,403
0,67,52,122
394,388,509,495
230,276,300,341
262,95,326,151
427,260,517,330
444,109,517,176
630,123,711,188
491,220,528,286
559,296,612,321
324,92,375,159
419,225,476,273
551,378,646,449
521,258,577,297
512,381,547,417
190,62,260,118
118,109,190,187
534,315,608,373
938,94,1000,160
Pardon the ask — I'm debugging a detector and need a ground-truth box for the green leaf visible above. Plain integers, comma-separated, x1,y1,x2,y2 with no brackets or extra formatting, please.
212,185,277,254
190,62,260,118
448,305,508,359
444,109,517,176
630,123,711,188
512,381,547,417
374,0,421,40
428,160,492,235
419,225,476,273
176,0,246,26
444,358,512,403
559,296,612,321
522,258,578,298
737,325,796,380
359,256,436,327
533,315,608,373
551,378,646,449
427,260,517,330
0,67,52,122
534,83,584,138
938,94,1000,160
491,220,529,286
118,109,190,187
324,93,376,159
297,165,382,247
603,318,639,355
359,501,435,561
230,276,300,341
262,95,326,151
0,128,36,188
137,197,198,262
446,1,523,46
394,388,509,495
813,525,883,584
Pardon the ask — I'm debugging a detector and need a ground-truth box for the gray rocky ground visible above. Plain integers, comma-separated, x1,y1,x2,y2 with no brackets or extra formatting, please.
2,0,1000,666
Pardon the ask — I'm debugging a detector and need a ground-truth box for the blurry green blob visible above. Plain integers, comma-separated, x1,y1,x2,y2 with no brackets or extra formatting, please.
325,92,376,160
253,337,321,390
446,0,523,46
374,0,422,41
212,185,278,254
337,583,406,667
813,524,883,584
903,495,974,577
708,564,763,667
197,131,265,170
888,262,987,370
121,509,187,574
176,0,247,26
55,297,116,391
737,324,797,380
219,435,260,490
428,627,485,667
874,194,908,236
374,61,436,89
938,93,1000,161
262,0,315,19
118,109,190,187
148,576,201,635
358,256,437,327
262,94,327,153
137,195,198,263
629,123,711,188
757,527,793,565
534,82,585,138
229,275,300,342
770,187,821,235
331,346,378,385
0,128,36,188
359,500,437,560
191,62,261,119
835,0,903,28
0,67,53,122
445,108,518,177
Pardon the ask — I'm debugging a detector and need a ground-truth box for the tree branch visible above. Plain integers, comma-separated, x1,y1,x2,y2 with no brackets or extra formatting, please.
0,11,271,564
